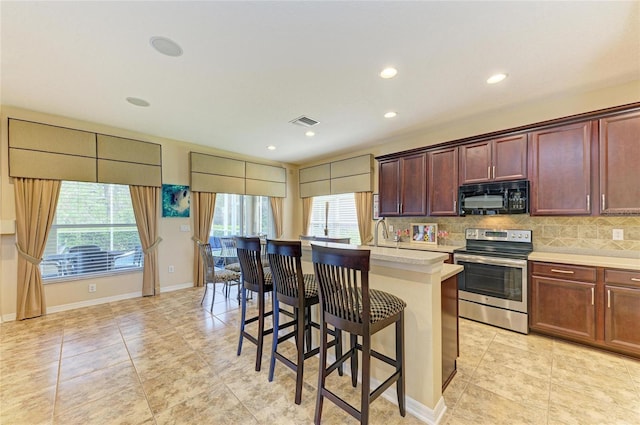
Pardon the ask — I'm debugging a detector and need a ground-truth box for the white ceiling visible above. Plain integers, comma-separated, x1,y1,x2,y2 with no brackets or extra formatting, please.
1,1,639,165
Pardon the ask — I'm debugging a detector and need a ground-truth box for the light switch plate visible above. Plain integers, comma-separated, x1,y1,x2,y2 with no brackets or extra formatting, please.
389,225,394,233
180,224,190,232
613,229,624,240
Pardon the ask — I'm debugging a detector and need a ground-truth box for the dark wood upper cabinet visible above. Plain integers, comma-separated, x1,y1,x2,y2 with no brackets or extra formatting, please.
599,111,640,214
378,153,427,217
378,159,401,216
529,121,594,215
428,147,458,216
458,134,527,184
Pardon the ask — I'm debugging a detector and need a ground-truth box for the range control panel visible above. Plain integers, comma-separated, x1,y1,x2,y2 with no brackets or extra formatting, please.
465,228,532,242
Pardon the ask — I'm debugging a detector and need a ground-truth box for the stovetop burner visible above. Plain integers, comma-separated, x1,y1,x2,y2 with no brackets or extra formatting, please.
454,228,533,259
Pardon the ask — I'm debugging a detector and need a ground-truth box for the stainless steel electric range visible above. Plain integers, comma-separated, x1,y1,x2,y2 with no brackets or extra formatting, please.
454,228,533,334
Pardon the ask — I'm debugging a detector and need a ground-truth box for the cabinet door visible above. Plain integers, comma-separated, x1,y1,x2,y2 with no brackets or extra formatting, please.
600,111,640,214
492,134,527,181
459,141,491,184
529,121,593,215
400,153,427,216
378,159,401,216
605,285,640,355
428,147,458,216
529,276,596,342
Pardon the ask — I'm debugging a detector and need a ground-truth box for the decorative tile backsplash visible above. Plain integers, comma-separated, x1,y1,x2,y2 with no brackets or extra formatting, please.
385,215,640,258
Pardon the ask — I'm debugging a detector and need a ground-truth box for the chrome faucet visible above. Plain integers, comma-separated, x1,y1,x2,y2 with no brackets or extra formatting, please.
374,218,389,247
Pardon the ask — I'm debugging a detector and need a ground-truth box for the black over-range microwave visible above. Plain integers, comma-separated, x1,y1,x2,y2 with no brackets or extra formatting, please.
458,180,529,216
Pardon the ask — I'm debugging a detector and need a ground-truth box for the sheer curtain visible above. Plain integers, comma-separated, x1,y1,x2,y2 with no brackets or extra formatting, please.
355,192,373,245
302,197,313,236
14,178,61,320
192,192,216,287
269,197,284,238
130,186,162,296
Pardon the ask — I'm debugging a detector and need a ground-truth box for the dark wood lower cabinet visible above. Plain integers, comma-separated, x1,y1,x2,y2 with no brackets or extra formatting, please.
530,276,596,342
530,261,640,358
441,274,458,391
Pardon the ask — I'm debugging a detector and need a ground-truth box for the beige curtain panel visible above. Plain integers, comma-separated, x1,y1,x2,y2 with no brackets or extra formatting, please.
302,197,313,236
130,185,161,296
14,178,61,320
355,192,374,245
269,197,284,238
192,192,216,287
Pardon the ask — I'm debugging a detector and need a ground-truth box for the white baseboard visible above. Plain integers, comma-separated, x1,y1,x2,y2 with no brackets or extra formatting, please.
1,282,195,322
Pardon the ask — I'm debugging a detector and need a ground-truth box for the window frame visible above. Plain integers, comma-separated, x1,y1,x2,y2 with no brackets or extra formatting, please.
41,181,143,283
309,193,361,245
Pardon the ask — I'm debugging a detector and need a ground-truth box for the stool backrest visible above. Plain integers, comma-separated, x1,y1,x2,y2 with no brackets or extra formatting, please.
235,236,265,291
267,239,304,301
311,244,371,326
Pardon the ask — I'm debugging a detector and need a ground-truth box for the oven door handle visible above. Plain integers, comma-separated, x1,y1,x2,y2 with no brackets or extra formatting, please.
454,253,527,268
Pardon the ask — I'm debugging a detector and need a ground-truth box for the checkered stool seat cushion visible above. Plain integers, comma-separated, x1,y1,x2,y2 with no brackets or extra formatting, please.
302,273,318,298
366,289,407,323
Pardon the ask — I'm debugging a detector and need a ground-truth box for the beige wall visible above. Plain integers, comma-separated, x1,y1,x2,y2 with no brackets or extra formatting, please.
0,106,300,321
1,79,638,320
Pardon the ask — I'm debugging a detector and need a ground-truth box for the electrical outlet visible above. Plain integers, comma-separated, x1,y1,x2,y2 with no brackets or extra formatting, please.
613,229,624,241
168,265,175,273
389,225,394,233
88,283,96,293
180,224,190,232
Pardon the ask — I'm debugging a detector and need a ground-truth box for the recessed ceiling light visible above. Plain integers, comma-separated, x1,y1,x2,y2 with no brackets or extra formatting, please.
487,73,508,84
380,67,398,79
126,97,150,107
305,131,315,137
150,36,183,57
267,145,276,150
384,111,398,118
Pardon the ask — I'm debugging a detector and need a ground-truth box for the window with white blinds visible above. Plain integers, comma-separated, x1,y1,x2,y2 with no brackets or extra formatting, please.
309,193,361,245
40,182,142,281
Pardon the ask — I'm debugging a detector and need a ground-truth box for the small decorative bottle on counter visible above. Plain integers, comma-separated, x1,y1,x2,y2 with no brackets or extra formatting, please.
437,230,449,245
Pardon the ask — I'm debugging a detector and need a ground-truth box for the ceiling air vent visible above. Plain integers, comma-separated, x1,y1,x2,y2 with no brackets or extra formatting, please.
289,115,319,127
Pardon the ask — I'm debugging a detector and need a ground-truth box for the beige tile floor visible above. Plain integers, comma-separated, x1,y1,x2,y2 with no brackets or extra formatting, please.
2,285,640,425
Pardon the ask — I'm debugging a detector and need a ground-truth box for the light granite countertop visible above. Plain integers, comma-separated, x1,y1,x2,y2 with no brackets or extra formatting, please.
441,263,464,281
368,240,462,254
529,251,640,271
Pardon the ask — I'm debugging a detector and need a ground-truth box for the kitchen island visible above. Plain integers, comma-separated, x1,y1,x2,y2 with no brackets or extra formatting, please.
301,243,462,424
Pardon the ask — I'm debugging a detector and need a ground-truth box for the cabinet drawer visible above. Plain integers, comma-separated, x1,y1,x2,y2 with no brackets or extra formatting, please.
605,269,640,288
531,262,596,282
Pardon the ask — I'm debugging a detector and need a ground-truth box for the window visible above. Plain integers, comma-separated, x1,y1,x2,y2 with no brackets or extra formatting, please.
40,182,142,280
211,194,273,238
309,193,361,245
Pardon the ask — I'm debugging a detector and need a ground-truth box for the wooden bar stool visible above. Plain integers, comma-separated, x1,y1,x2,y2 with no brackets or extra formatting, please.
266,239,342,405
311,244,407,425
235,236,293,371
